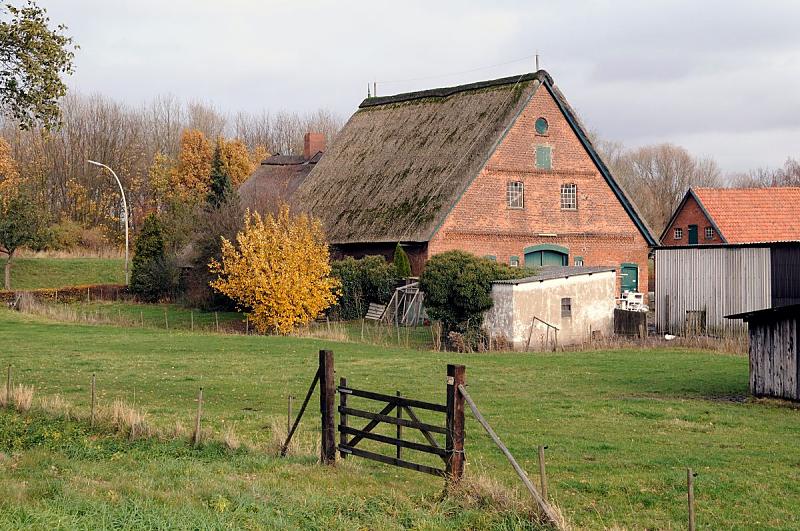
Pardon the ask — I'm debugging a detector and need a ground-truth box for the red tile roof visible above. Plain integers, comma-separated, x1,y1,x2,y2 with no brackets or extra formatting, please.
693,187,800,243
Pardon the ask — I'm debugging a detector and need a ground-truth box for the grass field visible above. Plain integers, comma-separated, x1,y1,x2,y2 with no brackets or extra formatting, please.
2,257,125,290
2,310,799,529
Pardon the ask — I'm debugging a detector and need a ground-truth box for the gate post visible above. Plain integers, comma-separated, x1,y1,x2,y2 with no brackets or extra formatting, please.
445,364,466,483
319,349,336,465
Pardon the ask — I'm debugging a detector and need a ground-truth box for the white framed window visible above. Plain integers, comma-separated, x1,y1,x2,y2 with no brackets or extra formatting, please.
705,227,714,240
575,257,584,267
674,227,683,240
510,256,520,267
507,181,524,209
560,183,577,210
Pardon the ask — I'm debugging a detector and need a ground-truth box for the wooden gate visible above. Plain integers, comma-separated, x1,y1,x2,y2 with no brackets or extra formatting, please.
337,364,465,480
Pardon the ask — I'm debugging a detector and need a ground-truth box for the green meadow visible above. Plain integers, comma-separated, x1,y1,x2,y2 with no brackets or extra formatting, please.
1,309,798,529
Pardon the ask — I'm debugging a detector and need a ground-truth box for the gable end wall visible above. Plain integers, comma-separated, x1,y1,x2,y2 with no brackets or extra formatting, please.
661,195,724,245
428,86,651,294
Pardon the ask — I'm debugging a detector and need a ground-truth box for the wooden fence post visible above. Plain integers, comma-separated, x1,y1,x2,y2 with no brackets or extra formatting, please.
396,390,402,459
193,387,203,447
339,378,347,459
90,373,97,427
538,445,548,500
215,312,219,333
164,309,168,329
5,364,11,406
287,394,293,435
190,311,194,332
445,364,466,483
319,350,336,465
688,468,696,531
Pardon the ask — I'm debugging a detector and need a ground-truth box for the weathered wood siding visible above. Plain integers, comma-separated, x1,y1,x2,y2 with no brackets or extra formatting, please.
771,247,800,307
749,315,799,400
655,247,771,336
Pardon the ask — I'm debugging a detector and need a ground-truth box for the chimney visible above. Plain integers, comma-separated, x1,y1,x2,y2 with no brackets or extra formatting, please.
303,132,326,160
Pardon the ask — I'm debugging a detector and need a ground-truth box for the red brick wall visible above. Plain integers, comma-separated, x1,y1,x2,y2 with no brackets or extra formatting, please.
428,86,652,294
660,195,723,245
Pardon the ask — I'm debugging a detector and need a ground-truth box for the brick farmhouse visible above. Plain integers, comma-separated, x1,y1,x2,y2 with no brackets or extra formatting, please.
293,70,657,294
661,187,800,245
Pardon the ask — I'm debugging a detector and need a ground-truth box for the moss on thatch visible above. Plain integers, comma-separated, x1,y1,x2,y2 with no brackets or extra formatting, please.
294,73,545,244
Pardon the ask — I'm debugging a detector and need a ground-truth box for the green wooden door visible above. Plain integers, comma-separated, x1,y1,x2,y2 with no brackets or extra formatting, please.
688,225,698,245
525,250,568,267
620,263,639,294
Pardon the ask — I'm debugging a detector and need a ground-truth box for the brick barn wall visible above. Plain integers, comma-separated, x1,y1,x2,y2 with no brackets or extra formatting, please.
428,86,653,294
660,195,723,246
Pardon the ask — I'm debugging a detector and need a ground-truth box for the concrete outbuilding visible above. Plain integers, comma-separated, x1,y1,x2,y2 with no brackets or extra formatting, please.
484,266,617,350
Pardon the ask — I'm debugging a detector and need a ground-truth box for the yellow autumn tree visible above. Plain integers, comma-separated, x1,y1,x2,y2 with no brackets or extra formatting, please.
218,138,255,186
172,128,213,201
209,206,340,334
0,137,20,201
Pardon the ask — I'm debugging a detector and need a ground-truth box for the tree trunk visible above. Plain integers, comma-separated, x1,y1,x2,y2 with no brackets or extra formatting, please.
4,252,12,291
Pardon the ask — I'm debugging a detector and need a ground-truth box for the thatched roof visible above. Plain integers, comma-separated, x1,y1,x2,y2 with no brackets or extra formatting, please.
293,72,546,244
238,152,321,213
294,70,656,246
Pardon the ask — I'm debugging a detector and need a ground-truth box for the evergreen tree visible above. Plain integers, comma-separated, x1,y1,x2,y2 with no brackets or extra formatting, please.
393,243,412,278
207,141,233,208
130,214,174,302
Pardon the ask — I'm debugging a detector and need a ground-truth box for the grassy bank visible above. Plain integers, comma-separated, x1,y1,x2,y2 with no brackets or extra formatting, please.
1,310,798,528
2,257,125,290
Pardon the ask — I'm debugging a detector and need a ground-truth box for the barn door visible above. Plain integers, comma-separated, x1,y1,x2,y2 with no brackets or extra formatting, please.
525,250,568,267
620,263,639,294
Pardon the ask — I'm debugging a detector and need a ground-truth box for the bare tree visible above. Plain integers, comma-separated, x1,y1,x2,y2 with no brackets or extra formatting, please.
597,142,721,234
731,157,800,188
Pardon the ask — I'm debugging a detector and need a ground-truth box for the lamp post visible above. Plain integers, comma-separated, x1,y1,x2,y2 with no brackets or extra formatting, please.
88,160,129,284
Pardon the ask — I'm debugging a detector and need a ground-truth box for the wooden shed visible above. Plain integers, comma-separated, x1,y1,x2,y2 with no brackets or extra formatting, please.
655,242,800,336
726,304,800,400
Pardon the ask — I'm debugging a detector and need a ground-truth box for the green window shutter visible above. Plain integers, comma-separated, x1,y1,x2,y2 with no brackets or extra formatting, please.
536,146,552,169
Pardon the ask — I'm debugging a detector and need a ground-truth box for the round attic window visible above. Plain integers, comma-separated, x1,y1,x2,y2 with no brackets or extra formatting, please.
535,117,549,135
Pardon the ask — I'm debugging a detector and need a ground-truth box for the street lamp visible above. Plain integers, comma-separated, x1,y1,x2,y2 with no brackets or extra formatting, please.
88,160,129,285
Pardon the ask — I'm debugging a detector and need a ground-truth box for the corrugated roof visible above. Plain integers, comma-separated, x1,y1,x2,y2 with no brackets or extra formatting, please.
725,303,800,321
493,265,616,285
693,187,800,244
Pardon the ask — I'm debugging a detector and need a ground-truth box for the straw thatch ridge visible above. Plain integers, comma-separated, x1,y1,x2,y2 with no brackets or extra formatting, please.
293,72,546,244
238,152,321,213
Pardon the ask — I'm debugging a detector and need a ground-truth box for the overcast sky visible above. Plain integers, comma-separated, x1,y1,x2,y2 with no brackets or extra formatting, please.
43,0,800,175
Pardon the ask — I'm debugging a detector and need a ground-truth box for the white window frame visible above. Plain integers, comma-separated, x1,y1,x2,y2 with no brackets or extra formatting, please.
507,181,524,209
674,227,683,240
705,226,714,240
560,183,577,210
510,256,520,268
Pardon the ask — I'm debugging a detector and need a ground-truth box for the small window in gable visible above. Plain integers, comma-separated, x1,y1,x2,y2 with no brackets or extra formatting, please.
507,181,524,209
535,117,549,135
674,227,683,240
560,183,577,210
536,145,552,170
561,297,572,318
575,256,584,267
510,256,520,268
705,227,714,240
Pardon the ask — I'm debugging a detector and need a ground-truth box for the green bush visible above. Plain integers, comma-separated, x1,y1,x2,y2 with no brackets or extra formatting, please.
393,243,412,278
330,256,398,320
130,214,177,302
420,251,534,338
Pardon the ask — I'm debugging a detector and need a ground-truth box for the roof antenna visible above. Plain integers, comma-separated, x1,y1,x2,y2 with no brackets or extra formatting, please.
373,81,377,97
367,82,371,98
535,51,540,71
